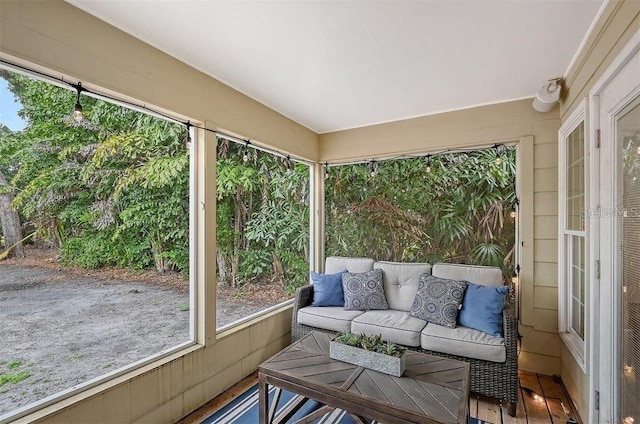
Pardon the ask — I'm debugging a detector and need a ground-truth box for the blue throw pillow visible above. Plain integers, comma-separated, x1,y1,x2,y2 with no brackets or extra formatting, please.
458,283,508,337
311,271,347,307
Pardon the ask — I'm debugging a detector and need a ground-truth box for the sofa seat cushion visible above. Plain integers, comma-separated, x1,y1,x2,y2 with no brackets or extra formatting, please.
420,323,506,362
351,310,427,347
297,307,365,334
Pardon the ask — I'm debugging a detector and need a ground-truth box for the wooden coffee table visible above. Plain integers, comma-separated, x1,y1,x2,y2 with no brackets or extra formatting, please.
258,331,470,423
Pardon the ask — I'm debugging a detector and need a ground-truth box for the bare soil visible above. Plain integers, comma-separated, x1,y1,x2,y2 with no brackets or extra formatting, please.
0,247,290,416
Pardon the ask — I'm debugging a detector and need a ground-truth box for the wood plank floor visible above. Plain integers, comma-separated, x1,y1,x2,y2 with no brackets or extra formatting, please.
178,370,582,424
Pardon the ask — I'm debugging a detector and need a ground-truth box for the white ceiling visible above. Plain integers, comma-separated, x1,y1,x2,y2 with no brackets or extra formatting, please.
68,0,604,134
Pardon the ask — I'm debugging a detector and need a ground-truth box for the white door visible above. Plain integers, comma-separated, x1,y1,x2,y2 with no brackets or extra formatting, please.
597,46,640,423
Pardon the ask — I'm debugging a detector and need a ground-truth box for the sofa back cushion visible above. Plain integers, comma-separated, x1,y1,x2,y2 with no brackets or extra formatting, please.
373,261,432,311
325,256,374,274
432,263,503,287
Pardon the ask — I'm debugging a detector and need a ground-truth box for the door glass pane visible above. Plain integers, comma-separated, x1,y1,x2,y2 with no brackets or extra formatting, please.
619,100,640,424
567,123,585,231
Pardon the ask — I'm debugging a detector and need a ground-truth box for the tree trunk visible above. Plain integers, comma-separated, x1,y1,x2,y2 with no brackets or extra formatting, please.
0,170,24,258
216,247,228,284
272,252,284,288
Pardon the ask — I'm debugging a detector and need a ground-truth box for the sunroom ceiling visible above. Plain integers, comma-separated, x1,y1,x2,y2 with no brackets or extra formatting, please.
67,0,603,134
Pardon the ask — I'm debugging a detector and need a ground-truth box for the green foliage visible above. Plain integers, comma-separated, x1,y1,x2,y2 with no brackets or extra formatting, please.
2,68,515,296
0,372,30,387
215,140,310,293
6,361,21,370
0,360,30,388
334,332,407,358
326,149,517,279
1,70,189,274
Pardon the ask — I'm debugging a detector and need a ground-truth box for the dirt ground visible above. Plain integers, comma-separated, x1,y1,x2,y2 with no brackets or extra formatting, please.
0,247,290,416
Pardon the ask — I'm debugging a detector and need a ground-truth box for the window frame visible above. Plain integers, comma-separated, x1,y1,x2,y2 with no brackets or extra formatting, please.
0,62,200,422
558,98,590,372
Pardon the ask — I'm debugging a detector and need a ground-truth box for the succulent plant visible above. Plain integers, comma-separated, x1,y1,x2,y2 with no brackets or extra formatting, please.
334,332,406,358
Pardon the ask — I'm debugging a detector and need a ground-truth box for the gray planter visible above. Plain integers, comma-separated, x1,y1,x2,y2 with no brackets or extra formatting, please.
329,340,406,377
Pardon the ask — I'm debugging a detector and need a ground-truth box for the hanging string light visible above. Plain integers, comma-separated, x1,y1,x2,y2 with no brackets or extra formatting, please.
510,197,519,219
284,156,293,174
184,121,192,149
324,162,330,179
72,82,84,122
242,141,250,162
494,144,503,165
424,154,432,173
369,160,378,177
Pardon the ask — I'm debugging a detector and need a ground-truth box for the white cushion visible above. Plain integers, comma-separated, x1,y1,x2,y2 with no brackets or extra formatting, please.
325,256,375,274
432,263,503,287
351,310,427,347
374,261,432,311
297,307,365,334
420,323,506,362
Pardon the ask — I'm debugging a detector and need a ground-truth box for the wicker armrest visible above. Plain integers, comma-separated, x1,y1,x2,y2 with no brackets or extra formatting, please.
502,303,519,365
291,284,314,328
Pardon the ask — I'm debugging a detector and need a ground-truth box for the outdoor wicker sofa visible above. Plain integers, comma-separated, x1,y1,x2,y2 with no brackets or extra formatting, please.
291,257,519,416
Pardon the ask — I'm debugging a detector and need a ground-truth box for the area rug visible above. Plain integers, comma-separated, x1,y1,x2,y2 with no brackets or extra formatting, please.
203,383,490,423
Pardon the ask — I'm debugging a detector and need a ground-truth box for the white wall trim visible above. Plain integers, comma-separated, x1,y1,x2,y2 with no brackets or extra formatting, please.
564,0,611,79
590,28,640,97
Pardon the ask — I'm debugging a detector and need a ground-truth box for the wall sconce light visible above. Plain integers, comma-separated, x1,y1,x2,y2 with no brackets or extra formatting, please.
533,78,562,113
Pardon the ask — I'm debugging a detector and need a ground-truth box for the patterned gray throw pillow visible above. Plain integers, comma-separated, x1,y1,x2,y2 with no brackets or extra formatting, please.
342,269,389,311
410,274,467,328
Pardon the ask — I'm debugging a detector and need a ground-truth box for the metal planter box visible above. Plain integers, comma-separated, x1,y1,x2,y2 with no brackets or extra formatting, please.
329,340,406,377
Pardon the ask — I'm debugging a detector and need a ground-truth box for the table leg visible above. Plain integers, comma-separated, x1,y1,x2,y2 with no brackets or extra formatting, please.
259,374,269,424
269,387,282,421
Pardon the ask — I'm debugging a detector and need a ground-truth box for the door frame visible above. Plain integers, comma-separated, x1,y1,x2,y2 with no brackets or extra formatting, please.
590,29,640,423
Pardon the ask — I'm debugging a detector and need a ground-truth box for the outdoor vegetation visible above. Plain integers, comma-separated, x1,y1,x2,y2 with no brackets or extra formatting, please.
0,71,189,273
334,332,407,358
215,142,310,294
325,149,517,281
0,70,516,296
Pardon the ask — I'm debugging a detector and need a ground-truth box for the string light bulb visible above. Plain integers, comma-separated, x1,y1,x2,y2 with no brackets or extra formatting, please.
73,82,84,122
324,162,329,179
511,275,518,285
242,142,249,162
425,155,432,173
637,146,640,155
494,144,504,165
369,160,378,178
624,417,635,424
285,156,293,174
184,122,192,149
511,198,519,219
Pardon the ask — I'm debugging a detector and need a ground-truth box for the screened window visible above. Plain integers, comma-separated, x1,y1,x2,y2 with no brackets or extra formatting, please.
215,140,309,331
0,68,193,417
